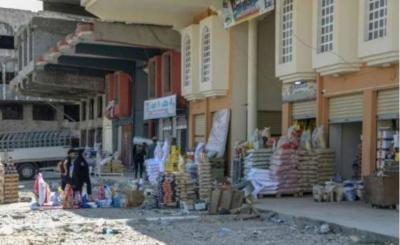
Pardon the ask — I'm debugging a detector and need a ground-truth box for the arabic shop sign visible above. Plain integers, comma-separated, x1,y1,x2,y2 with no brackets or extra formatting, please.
223,0,274,28
282,81,317,102
144,95,176,120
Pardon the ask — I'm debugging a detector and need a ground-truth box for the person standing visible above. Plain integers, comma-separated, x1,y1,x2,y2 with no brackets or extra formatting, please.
59,149,76,191
147,137,158,159
133,143,147,179
74,149,92,197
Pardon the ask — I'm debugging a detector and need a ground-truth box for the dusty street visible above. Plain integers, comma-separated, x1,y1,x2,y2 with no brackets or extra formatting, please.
0,179,395,245
0,198,372,245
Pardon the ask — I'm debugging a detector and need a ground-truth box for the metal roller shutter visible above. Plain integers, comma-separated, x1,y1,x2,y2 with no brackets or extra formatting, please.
194,114,206,144
329,93,363,123
257,111,282,136
377,89,399,120
292,100,316,120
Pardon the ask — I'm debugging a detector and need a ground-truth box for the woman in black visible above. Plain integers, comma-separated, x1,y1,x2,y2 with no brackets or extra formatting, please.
59,149,76,191
73,150,92,196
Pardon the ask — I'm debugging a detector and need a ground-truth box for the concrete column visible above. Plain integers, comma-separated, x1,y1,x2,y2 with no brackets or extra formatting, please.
2,62,6,100
316,75,329,141
361,90,377,177
281,103,292,136
247,19,258,140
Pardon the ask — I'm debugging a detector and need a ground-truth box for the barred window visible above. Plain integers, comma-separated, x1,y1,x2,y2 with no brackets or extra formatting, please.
367,0,387,40
183,35,191,87
281,0,293,63
201,26,211,83
319,0,335,53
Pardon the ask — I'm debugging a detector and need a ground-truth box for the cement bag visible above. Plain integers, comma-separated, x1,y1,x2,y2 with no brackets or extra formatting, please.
300,129,312,151
312,126,327,149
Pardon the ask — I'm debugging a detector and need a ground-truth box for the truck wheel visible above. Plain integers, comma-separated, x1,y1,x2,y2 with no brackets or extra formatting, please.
18,163,37,180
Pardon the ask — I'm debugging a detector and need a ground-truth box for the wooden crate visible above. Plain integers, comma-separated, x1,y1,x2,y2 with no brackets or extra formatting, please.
365,175,399,207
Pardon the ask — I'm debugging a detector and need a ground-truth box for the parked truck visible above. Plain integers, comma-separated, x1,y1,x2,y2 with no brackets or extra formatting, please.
0,130,78,180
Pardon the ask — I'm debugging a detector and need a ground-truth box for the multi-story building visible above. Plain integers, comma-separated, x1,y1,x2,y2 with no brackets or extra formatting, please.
275,0,399,178
0,8,79,135
82,0,283,177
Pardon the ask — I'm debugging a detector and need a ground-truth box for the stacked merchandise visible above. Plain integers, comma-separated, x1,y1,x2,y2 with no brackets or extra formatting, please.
0,164,4,204
247,138,300,196
314,149,335,183
156,173,177,207
176,172,196,205
0,162,19,204
145,160,161,185
198,154,212,202
376,128,399,174
244,148,273,178
268,147,300,195
297,150,318,193
101,159,124,175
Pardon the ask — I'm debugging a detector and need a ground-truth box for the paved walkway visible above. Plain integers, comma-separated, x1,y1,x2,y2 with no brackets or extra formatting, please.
255,197,399,239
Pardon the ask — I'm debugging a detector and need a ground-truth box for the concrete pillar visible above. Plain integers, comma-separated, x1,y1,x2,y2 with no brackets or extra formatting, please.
361,90,377,177
316,75,329,141
247,19,258,140
281,103,292,136
2,62,6,100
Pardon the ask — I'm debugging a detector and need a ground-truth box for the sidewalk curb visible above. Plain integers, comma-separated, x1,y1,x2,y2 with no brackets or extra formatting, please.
257,209,398,243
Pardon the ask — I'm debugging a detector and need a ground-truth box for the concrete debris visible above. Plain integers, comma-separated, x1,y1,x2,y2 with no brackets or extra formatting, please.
319,223,331,234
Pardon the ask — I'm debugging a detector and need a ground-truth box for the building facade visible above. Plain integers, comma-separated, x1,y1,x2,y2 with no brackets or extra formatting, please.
0,8,79,135
276,0,399,178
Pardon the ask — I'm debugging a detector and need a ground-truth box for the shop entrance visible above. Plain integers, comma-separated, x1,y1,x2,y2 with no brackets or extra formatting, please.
329,122,362,180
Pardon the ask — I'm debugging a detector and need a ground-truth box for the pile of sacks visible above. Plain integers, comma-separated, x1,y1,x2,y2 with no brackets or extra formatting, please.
297,150,318,192
244,148,273,177
176,172,197,204
198,153,212,201
314,149,335,183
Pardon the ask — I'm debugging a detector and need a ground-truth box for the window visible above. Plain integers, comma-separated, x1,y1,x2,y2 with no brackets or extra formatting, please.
23,30,28,67
82,101,87,121
18,42,22,71
63,104,80,122
33,104,56,121
281,0,293,63
163,54,172,93
201,26,211,83
1,104,23,120
97,96,103,118
29,30,33,61
89,98,94,120
318,0,335,53
367,0,387,41
183,35,191,87
114,78,119,104
148,61,156,98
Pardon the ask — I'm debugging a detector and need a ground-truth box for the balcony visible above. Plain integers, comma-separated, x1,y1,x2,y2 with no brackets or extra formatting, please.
275,0,316,83
198,15,229,98
312,0,362,76
0,84,45,102
357,0,399,66
82,0,221,29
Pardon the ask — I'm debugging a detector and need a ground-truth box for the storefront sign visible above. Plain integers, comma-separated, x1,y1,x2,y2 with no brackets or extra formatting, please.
206,109,230,158
144,95,176,120
282,81,317,102
223,0,274,28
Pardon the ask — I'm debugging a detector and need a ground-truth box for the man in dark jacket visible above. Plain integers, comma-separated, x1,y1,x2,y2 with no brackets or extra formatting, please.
133,143,147,179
